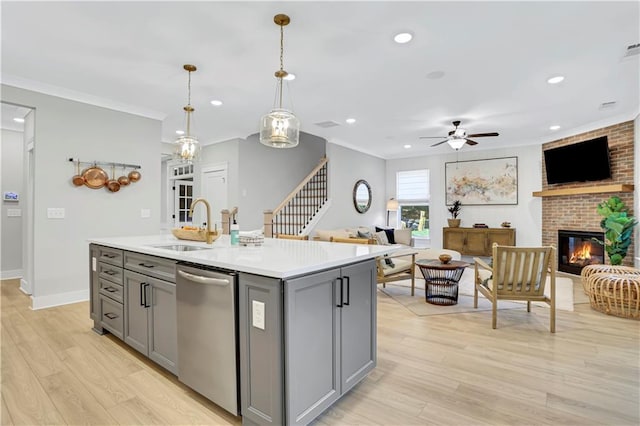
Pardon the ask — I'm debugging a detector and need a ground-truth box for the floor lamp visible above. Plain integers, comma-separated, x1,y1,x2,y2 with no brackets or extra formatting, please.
386,198,399,226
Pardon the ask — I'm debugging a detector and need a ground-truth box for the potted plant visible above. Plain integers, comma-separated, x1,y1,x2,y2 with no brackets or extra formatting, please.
447,200,462,227
593,196,638,265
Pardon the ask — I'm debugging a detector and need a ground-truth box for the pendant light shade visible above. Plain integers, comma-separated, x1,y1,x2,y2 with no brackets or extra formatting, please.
174,64,201,163
447,138,466,150
260,14,300,149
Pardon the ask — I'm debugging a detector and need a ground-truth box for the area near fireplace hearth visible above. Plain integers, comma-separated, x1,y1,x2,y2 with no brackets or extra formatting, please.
538,120,635,271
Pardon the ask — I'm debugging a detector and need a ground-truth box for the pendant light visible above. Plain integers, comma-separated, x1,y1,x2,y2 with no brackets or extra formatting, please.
174,64,201,163
259,14,300,149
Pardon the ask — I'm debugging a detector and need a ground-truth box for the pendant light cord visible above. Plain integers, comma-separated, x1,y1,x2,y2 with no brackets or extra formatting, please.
278,23,285,108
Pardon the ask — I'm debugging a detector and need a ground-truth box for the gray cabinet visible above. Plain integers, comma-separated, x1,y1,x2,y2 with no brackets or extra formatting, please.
124,268,177,374
90,244,124,339
239,259,376,426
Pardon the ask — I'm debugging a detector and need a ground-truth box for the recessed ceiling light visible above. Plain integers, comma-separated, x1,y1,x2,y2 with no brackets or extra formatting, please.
176,130,185,135
283,73,296,81
210,100,223,106
13,117,25,123
393,32,413,44
549,125,561,131
345,118,356,124
426,71,445,80
547,75,565,84
404,144,412,149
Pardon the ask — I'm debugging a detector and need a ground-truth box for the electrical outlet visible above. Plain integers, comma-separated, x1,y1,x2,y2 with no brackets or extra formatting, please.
141,209,151,218
252,300,265,330
47,208,65,219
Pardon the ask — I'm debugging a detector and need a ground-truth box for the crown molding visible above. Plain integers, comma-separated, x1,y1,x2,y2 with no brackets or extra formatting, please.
1,75,167,121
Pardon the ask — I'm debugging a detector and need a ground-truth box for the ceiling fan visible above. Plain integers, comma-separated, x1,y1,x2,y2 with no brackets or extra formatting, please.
420,120,499,149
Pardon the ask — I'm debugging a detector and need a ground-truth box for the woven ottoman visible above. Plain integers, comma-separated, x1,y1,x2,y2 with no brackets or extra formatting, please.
586,272,640,319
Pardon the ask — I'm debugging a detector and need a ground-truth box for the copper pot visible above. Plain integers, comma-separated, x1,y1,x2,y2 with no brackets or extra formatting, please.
71,160,84,186
128,169,141,182
117,166,130,186
82,164,108,189
106,165,121,193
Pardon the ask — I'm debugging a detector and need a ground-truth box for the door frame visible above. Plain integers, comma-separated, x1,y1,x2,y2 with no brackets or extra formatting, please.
200,162,228,227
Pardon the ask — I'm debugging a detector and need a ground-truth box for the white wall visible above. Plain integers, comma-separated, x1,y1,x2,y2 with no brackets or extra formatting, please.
1,129,24,277
386,145,543,249
1,85,162,308
314,143,386,230
196,138,241,217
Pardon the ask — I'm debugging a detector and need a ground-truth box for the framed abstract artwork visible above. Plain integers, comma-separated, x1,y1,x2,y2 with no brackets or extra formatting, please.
445,157,518,205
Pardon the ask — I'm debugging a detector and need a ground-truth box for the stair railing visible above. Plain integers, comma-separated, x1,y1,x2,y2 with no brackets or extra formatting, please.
264,157,328,238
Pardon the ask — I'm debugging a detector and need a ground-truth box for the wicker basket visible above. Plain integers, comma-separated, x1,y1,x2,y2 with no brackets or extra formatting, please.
171,228,220,242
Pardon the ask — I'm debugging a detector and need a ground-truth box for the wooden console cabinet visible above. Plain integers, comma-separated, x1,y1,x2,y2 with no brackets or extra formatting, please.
443,227,516,256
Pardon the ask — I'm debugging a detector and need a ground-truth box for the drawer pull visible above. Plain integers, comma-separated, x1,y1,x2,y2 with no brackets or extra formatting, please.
104,286,117,293
104,270,117,275
139,262,155,268
103,254,116,259
104,312,118,320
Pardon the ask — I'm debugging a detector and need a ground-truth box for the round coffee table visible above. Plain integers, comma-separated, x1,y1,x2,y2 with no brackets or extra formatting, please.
415,259,470,305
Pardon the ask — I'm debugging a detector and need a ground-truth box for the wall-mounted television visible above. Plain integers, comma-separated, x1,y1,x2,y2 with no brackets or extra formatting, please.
543,136,611,185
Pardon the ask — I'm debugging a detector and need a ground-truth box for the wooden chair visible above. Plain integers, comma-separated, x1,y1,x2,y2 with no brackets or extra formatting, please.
276,234,309,240
474,243,556,332
330,237,416,296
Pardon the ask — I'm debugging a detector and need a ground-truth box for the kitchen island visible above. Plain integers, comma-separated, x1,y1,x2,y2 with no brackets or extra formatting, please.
88,234,398,426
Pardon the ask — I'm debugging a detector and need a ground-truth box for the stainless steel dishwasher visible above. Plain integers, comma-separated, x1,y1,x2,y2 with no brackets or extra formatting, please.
176,262,239,415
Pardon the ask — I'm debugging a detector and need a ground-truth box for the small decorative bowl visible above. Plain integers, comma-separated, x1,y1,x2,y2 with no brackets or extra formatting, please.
439,254,452,264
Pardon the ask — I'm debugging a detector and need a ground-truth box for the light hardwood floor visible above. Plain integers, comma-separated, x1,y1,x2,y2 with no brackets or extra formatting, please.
2,278,639,425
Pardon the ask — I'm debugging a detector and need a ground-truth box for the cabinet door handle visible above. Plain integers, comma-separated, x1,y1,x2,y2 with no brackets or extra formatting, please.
140,282,146,306
144,283,151,308
103,254,116,259
104,312,118,320
104,270,116,275
104,286,117,293
336,277,344,308
139,262,155,268
343,276,350,306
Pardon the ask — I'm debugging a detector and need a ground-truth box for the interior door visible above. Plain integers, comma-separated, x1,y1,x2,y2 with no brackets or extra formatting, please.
201,165,228,231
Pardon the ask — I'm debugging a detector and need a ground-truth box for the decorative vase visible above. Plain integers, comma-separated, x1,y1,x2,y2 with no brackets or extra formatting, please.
439,254,452,264
447,219,461,228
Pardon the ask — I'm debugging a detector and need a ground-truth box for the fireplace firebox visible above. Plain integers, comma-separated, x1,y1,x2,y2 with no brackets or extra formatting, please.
557,230,605,275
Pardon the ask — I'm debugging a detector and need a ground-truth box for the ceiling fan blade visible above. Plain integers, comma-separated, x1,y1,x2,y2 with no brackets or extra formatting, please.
430,139,449,147
465,139,479,146
467,132,499,138
419,136,446,139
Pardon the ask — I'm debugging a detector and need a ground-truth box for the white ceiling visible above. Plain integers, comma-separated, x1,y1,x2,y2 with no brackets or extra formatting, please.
2,1,638,159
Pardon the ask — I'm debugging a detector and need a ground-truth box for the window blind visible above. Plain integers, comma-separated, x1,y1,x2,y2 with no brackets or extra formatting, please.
396,169,429,203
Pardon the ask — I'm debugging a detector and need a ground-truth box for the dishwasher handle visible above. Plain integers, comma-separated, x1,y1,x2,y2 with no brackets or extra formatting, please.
178,269,231,286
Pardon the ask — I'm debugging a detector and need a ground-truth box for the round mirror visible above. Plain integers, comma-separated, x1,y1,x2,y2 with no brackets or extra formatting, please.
353,179,372,213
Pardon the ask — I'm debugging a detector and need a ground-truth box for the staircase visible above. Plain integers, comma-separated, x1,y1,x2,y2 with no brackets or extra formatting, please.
263,157,328,238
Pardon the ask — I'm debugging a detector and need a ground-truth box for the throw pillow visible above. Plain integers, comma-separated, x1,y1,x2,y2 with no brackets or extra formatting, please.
357,229,373,239
373,231,389,245
375,226,396,244
383,255,395,268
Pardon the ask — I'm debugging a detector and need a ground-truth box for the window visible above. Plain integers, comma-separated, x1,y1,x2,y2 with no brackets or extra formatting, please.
396,169,429,239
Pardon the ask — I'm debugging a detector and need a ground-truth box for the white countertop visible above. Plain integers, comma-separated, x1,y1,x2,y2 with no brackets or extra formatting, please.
88,234,401,279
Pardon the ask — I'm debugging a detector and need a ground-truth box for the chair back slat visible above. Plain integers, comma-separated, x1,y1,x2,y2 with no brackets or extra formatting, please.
492,244,553,297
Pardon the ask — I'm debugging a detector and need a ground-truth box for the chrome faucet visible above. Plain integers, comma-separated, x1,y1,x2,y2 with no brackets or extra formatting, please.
189,198,216,244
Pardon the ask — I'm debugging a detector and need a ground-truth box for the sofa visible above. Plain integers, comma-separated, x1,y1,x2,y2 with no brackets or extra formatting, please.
313,226,413,246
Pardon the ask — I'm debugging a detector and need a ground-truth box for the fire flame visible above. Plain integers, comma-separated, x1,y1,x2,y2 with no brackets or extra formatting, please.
569,242,592,264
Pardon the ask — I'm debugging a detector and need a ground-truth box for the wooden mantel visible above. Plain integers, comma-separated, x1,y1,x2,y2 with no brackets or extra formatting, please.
532,184,635,197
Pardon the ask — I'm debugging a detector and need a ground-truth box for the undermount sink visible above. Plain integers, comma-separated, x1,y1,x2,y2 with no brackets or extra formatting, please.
153,244,211,252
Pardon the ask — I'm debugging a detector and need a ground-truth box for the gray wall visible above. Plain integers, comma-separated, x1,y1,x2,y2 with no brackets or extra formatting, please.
1,85,162,308
238,132,326,230
196,138,241,213
314,143,386,230
386,144,543,249
1,129,24,277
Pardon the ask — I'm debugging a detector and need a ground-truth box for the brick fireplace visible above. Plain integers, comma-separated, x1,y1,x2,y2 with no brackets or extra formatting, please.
540,120,635,272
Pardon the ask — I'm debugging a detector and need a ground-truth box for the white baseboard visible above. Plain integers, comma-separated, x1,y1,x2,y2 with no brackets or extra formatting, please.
1,269,23,280
20,278,31,295
31,289,89,310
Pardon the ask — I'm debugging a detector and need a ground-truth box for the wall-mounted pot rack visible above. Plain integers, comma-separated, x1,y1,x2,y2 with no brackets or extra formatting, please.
68,158,141,170
68,157,142,192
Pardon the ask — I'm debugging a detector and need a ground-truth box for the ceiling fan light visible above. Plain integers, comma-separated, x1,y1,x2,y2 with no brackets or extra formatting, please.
454,128,466,138
448,138,466,150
